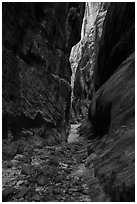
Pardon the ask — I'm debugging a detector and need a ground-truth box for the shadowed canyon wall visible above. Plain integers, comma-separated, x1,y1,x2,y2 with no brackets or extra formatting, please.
94,2,135,91
2,2,85,143
79,2,135,201
2,2,135,202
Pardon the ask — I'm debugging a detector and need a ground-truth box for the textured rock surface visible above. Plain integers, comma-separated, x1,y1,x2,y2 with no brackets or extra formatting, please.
2,2,85,142
94,2,135,90
2,133,104,202
88,54,135,201
79,2,135,201
2,2,135,202
70,2,109,121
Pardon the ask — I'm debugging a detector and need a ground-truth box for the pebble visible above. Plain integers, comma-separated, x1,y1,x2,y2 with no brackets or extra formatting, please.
18,197,24,201
32,194,41,201
21,155,31,163
2,186,18,201
2,125,94,202
16,180,24,187
7,179,17,186
37,176,45,186
48,156,59,166
35,186,44,192
55,175,64,182
53,188,61,194
17,187,29,198
21,164,34,175
3,143,18,160
4,161,13,168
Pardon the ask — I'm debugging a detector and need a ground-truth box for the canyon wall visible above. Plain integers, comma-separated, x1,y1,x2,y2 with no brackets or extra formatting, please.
79,2,135,201
94,2,135,90
2,2,85,143
70,2,109,121
2,2,135,201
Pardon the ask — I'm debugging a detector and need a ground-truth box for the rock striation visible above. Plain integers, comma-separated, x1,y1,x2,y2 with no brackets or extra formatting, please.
2,2,135,202
70,2,109,121
79,2,135,201
2,2,85,143
94,2,135,90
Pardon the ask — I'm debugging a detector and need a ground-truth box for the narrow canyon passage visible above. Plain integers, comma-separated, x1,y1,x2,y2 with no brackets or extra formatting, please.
2,2,135,202
3,128,105,202
67,124,80,143
3,122,109,202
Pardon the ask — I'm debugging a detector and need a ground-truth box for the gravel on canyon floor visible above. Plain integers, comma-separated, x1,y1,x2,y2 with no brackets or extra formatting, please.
2,125,107,202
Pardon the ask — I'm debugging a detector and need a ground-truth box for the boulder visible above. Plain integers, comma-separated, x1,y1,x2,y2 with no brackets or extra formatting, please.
2,142,18,160
37,176,45,186
17,187,29,198
2,186,18,201
21,164,35,175
32,194,41,201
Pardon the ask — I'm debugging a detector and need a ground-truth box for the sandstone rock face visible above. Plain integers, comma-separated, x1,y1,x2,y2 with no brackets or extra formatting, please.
2,2,85,142
79,2,135,201
94,2,135,90
90,54,135,201
81,2,109,38
70,2,109,121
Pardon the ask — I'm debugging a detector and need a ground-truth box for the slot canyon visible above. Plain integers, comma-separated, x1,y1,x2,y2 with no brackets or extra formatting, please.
2,2,135,202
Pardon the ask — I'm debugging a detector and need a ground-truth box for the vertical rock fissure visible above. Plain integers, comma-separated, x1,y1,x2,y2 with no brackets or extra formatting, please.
70,2,135,202
2,2,135,202
69,2,108,124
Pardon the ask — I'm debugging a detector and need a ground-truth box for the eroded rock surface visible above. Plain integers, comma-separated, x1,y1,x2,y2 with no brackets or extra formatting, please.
70,2,109,121
94,2,135,90
2,2,135,202
88,54,135,201
2,2,85,143
79,2,135,202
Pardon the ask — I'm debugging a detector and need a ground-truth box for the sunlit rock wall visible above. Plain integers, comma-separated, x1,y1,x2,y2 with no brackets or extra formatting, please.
80,2,135,201
70,2,109,121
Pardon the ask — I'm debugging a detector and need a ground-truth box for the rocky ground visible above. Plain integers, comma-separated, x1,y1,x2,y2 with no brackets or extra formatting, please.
2,3,135,202
3,124,108,202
